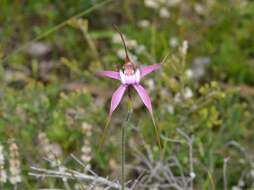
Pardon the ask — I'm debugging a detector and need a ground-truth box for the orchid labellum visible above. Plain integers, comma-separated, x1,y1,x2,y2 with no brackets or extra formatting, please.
97,26,165,148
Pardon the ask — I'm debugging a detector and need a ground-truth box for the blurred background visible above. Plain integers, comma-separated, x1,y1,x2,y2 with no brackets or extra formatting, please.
0,0,254,189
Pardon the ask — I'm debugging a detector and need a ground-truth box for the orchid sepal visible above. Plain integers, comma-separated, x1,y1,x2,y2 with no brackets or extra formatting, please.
97,70,120,80
140,63,161,78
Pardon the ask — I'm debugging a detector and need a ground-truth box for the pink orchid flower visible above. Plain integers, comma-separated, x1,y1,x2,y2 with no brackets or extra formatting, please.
98,41,160,120
98,62,160,118
97,27,165,149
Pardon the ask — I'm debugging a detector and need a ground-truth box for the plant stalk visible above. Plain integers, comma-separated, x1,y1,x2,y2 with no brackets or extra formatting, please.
121,99,132,190
121,123,126,190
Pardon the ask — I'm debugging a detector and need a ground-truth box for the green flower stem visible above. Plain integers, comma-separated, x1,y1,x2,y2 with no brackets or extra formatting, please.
121,121,126,190
121,99,132,190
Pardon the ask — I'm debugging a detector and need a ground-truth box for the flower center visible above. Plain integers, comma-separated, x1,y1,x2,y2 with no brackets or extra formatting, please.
120,63,140,85
122,62,135,75
124,67,135,76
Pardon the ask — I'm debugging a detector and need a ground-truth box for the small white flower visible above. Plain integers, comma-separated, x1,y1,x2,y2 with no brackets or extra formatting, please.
138,20,150,28
126,39,138,49
112,33,123,44
238,180,245,187
81,146,92,154
0,170,7,183
169,37,178,48
166,0,182,7
38,132,62,167
145,79,155,91
194,3,205,15
80,123,93,167
144,0,160,9
81,155,92,163
184,87,193,99
9,176,21,185
181,40,188,55
186,69,194,79
174,93,181,103
82,122,92,132
191,56,211,79
0,144,7,183
190,172,196,179
117,49,126,60
0,146,4,163
9,142,22,184
166,105,174,114
232,187,242,190
159,7,170,18
250,169,254,178
135,45,146,54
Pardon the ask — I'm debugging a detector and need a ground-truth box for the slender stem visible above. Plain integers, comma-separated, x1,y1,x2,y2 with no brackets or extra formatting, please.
223,158,229,190
121,100,132,190
121,123,126,190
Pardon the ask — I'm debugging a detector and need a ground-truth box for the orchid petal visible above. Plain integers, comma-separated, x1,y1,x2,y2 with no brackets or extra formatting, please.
133,84,153,115
140,64,161,78
133,84,162,153
99,85,127,147
97,70,120,80
110,85,127,116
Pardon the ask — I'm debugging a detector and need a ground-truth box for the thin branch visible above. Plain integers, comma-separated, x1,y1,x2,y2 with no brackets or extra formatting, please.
223,157,230,190
29,166,130,190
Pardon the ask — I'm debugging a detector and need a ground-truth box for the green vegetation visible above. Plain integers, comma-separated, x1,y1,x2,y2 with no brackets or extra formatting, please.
0,0,254,189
